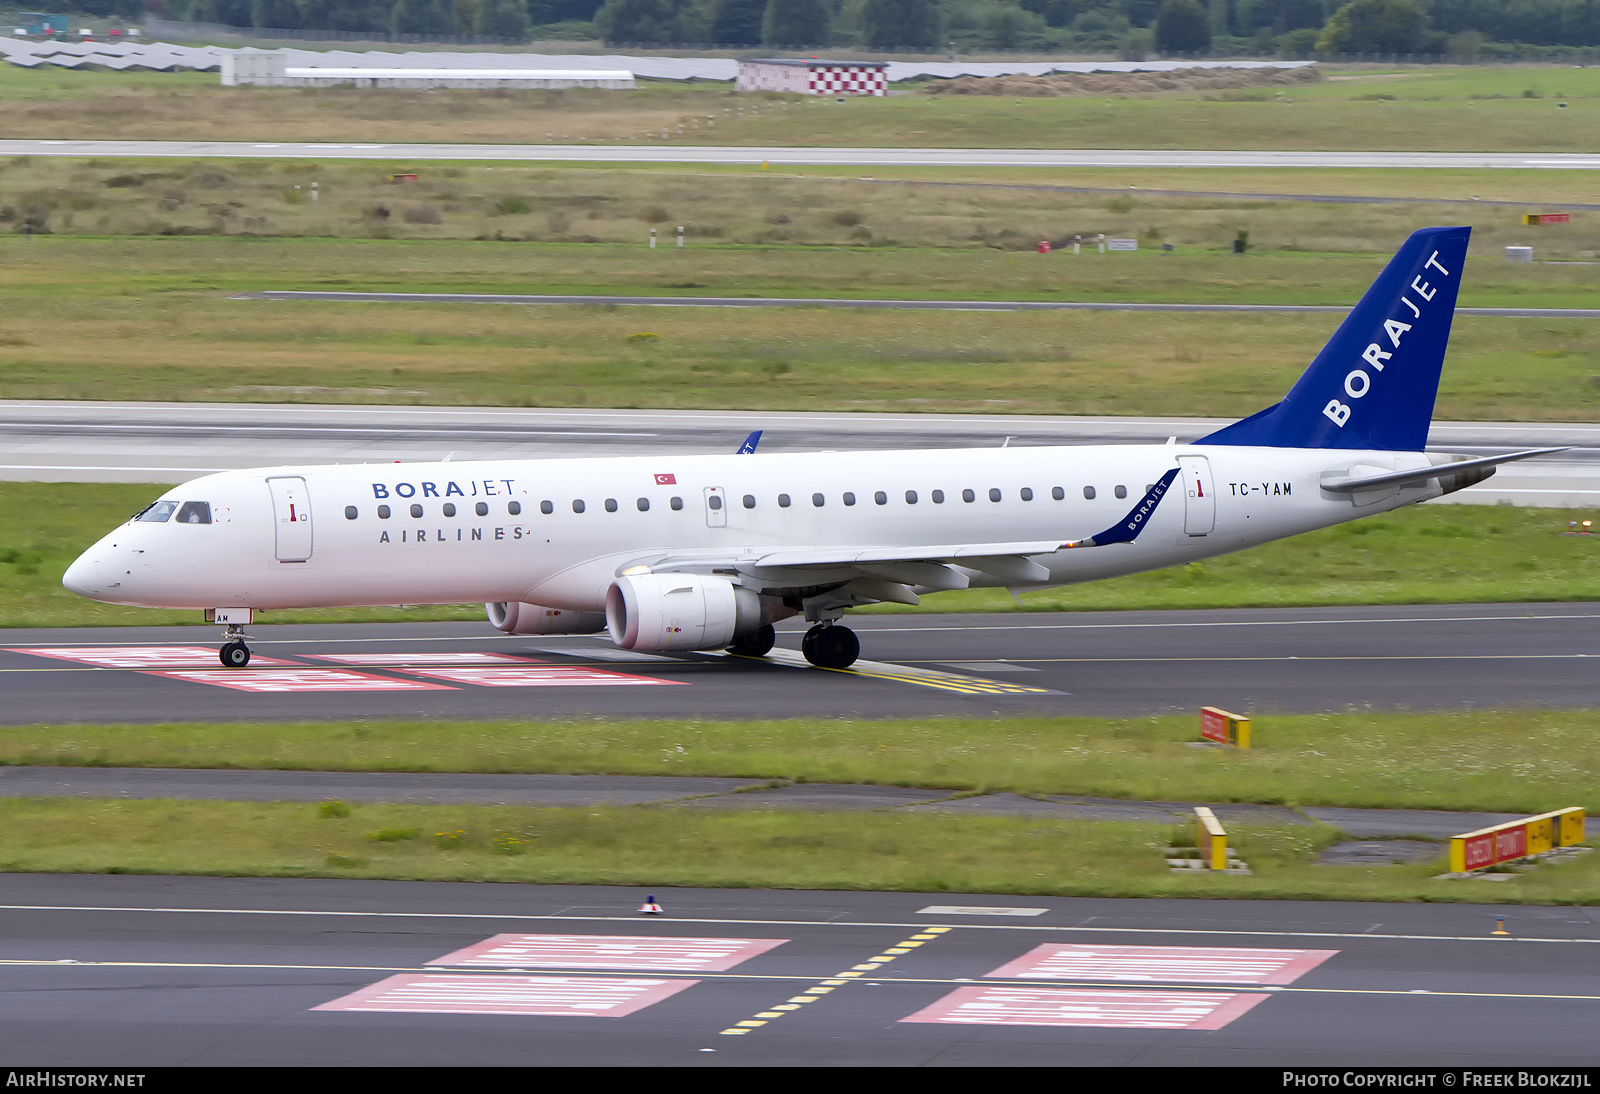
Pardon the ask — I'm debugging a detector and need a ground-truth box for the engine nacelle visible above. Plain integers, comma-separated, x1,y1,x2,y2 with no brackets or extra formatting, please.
486,601,607,635
606,573,764,651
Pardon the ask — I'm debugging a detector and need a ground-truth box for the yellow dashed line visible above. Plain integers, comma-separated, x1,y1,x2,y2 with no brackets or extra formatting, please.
717,927,953,1036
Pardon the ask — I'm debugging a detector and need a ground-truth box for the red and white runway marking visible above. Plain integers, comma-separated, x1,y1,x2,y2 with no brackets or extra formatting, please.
429,933,788,972
901,986,1271,1030
308,652,542,667
986,944,1337,985
7,646,293,668
403,666,686,688
313,974,696,1017
148,668,456,692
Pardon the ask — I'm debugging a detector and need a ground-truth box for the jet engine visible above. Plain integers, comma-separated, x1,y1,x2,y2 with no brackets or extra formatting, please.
606,573,769,652
486,601,607,635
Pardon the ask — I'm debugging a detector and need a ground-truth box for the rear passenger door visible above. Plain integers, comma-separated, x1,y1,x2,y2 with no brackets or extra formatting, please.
1177,456,1214,536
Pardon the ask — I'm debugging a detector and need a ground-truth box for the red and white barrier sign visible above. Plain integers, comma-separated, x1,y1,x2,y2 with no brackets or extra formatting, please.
1450,808,1584,872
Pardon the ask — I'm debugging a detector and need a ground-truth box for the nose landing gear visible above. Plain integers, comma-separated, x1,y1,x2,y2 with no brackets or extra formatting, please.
801,623,859,669
219,624,251,668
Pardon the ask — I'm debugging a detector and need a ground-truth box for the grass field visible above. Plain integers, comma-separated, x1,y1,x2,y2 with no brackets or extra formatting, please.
4,63,1600,152
12,797,1598,903
7,157,1600,256
1,234,1598,416
7,485,1597,627
8,710,1598,813
3,708,1596,900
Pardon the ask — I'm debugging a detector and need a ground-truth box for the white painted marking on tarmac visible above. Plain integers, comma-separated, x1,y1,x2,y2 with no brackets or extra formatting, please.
429,933,787,972
985,944,1337,985
5,903,1596,945
6,646,294,668
402,666,687,687
150,668,456,692
919,906,1048,916
313,973,696,1016
0,423,658,438
0,465,227,473
538,647,684,663
900,986,1270,1029
308,652,538,666
857,611,1600,634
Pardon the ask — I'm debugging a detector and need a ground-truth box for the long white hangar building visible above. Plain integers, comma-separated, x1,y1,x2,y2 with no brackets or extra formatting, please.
222,52,634,89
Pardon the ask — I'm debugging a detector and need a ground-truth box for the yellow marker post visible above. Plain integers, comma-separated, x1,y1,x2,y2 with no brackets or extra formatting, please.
1195,806,1229,871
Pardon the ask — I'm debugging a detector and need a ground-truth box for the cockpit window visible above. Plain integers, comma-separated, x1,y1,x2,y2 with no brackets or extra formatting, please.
175,501,211,525
135,500,178,523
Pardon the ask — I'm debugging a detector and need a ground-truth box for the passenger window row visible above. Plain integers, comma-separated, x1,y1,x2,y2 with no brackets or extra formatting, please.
352,500,524,520
346,484,1134,521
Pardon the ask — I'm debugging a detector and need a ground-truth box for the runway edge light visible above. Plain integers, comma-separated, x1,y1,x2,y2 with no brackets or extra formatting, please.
639,894,664,915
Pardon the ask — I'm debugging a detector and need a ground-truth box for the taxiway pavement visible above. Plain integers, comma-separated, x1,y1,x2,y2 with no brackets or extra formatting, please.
1,873,1595,1066
1,401,1594,505
231,290,1600,319
5,603,1599,723
4,140,1600,170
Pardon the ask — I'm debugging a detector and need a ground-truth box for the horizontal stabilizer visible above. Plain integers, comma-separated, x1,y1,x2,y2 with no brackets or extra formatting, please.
1320,448,1566,493
1065,468,1180,548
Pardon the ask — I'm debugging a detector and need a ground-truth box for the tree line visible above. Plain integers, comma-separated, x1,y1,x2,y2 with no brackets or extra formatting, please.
142,0,1600,53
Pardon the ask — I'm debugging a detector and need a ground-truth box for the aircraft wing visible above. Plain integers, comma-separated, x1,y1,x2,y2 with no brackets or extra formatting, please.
637,469,1182,600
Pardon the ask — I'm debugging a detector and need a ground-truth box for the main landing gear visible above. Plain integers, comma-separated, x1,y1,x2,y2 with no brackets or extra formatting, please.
801,623,859,670
726,624,776,658
219,624,251,668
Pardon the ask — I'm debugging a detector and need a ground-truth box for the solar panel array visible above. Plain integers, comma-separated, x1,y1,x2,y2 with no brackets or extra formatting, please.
0,38,1313,81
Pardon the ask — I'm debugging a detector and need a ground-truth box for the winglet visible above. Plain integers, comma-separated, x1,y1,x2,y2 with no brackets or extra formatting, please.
736,430,762,454
1065,468,1180,548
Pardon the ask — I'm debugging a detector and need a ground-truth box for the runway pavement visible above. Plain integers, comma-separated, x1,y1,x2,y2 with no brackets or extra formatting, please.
1,400,1595,505
1,873,1595,1066
5,603,1599,723
234,289,1600,319
4,140,1600,170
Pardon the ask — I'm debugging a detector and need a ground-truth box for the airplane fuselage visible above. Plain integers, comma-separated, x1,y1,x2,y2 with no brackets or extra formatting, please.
64,443,1444,614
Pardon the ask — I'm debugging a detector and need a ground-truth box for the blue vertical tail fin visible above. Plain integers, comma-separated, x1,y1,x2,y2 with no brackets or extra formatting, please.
1198,226,1470,452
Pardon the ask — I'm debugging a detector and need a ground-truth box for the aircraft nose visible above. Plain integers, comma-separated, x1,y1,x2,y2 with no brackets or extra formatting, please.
62,551,107,598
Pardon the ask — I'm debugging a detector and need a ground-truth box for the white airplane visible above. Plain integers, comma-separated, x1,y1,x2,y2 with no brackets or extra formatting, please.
64,226,1558,670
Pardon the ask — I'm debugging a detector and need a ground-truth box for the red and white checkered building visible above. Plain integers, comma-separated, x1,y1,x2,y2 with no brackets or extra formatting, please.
736,59,888,97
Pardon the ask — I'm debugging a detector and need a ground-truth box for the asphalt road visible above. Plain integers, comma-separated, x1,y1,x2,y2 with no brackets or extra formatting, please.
4,140,1600,169
234,290,1600,319
1,401,1595,505
6,603,1600,723
2,873,1596,1066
